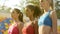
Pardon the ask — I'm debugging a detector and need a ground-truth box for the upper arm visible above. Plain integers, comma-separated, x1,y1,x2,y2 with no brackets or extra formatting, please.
50,11,57,34
50,11,57,23
18,23,23,34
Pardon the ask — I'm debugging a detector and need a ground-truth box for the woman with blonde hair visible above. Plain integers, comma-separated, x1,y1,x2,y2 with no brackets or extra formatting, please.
38,0,57,34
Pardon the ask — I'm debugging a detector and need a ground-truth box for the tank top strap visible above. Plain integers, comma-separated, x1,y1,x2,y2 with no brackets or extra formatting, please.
48,10,51,16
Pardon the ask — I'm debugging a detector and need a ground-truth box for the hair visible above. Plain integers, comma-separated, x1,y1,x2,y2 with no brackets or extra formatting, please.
26,5,42,18
51,0,53,9
47,0,53,9
39,0,53,10
12,8,23,22
42,0,53,9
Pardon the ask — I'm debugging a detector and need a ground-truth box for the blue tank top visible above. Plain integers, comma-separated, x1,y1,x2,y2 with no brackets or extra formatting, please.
38,10,52,27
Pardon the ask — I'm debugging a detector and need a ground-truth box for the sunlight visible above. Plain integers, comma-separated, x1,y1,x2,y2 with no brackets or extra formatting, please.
5,0,22,8
0,0,26,8
0,0,5,6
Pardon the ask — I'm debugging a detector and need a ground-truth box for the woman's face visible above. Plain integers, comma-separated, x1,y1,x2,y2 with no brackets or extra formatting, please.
11,10,19,20
25,8,34,18
40,0,50,9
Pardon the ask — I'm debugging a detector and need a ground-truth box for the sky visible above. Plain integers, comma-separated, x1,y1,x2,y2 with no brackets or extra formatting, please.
0,0,26,9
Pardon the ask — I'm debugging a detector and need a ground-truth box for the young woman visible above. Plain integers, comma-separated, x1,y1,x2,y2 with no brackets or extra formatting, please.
22,5,41,34
38,0,57,34
8,8,23,34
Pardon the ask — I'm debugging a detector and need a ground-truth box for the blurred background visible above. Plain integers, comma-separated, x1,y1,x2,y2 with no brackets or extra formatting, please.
0,0,60,34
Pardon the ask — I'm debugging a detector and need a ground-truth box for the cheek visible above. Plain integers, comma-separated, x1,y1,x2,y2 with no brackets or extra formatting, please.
29,13,33,18
11,14,18,19
41,3,44,7
11,14,15,19
41,3,47,8
26,12,31,17
26,12,29,17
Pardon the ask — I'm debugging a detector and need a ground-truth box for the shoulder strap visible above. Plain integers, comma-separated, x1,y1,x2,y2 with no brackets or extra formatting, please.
48,10,51,16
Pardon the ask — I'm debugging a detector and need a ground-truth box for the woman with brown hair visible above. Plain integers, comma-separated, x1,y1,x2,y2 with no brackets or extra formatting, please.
22,5,41,34
8,8,23,34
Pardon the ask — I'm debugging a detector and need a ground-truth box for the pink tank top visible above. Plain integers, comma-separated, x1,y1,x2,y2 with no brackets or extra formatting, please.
22,25,34,34
8,23,19,34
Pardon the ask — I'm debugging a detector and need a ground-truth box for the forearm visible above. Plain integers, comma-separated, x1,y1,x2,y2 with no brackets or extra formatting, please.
52,19,57,34
52,18,57,34
34,28,38,34
52,25,57,34
51,11,57,34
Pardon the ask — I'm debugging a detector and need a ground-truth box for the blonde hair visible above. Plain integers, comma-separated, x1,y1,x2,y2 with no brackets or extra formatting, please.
40,0,53,10
47,0,53,10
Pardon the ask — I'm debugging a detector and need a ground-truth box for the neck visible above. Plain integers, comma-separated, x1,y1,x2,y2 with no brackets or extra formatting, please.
14,19,20,23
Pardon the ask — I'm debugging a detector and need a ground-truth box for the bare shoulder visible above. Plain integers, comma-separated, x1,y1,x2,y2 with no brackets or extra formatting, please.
50,10,57,22
50,10,57,18
50,10,56,15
